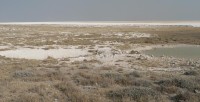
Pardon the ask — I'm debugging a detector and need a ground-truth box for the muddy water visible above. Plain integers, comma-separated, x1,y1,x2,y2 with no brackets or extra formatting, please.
144,46,200,59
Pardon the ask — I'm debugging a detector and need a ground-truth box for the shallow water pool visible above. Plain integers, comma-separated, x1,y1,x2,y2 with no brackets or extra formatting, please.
143,46,200,59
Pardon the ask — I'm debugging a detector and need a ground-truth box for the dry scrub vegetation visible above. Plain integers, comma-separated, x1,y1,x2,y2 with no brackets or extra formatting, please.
0,25,200,102
0,56,200,102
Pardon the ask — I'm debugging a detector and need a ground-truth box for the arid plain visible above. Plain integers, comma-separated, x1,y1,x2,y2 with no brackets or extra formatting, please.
0,23,200,102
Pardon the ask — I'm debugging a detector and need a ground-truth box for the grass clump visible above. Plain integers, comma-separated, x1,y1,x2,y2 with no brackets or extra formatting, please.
13,70,34,78
73,72,114,87
15,93,43,102
101,71,147,86
107,86,161,102
101,72,132,86
126,71,141,78
55,82,101,102
156,78,200,92
183,70,198,76
172,92,200,102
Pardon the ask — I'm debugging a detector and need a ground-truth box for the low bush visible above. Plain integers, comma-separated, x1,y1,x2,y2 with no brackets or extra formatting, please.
171,92,200,102
156,78,200,92
55,82,101,102
73,72,114,87
126,71,141,78
13,70,34,78
107,86,161,102
183,70,198,76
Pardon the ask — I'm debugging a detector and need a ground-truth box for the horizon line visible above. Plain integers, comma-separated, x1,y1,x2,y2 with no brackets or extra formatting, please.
0,21,200,27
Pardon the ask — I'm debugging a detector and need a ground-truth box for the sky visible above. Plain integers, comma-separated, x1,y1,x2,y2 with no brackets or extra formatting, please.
0,0,200,22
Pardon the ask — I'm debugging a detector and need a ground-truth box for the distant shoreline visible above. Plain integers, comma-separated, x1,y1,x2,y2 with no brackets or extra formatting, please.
0,21,200,27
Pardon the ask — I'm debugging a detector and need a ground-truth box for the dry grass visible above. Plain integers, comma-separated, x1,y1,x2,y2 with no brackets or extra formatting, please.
116,43,132,50
0,58,199,102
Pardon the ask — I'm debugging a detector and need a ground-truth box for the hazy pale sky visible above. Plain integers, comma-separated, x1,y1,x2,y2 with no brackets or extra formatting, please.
0,0,200,22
